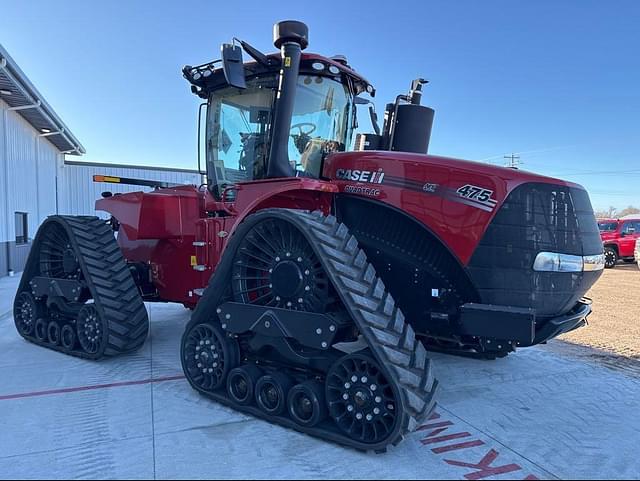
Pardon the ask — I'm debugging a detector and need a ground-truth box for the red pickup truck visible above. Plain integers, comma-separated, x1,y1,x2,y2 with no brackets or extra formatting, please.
598,218,640,268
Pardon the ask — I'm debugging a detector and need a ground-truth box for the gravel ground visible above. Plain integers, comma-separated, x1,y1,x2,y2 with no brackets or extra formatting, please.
558,262,640,359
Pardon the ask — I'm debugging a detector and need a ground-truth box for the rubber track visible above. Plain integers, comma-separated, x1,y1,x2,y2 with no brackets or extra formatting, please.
293,210,439,439
14,216,149,360
184,209,438,450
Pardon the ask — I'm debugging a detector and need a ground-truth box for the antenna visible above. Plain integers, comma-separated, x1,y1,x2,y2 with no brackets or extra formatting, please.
504,153,521,169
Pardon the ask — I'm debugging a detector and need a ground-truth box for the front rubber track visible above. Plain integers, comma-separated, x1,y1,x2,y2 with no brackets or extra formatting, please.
184,209,438,451
14,216,149,360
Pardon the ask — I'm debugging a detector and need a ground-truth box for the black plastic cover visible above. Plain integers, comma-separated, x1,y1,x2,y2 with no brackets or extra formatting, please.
390,104,434,154
273,20,309,49
466,183,603,317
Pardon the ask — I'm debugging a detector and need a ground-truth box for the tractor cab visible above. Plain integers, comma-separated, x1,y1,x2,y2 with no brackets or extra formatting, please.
184,22,375,198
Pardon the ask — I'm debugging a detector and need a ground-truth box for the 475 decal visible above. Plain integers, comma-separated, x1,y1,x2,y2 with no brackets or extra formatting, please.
456,184,497,210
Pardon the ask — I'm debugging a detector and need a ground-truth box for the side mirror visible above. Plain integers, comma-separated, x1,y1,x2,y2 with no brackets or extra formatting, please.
221,44,246,89
354,97,381,135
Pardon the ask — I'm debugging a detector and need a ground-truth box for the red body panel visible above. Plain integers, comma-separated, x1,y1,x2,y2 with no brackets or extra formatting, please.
323,151,583,265
97,178,335,306
96,152,585,305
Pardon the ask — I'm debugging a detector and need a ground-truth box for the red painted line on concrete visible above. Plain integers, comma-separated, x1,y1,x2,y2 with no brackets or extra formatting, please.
420,412,547,480
417,421,455,431
421,432,472,445
445,449,523,480
0,375,186,401
431,439,486,454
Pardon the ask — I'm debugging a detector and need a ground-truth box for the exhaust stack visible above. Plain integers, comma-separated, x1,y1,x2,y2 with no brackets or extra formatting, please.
266,20,309,178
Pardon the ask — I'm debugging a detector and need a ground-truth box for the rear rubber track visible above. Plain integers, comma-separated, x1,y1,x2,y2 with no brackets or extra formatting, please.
14,216,149,360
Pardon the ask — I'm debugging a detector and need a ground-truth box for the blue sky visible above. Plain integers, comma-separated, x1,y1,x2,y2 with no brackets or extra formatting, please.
1,0,638,210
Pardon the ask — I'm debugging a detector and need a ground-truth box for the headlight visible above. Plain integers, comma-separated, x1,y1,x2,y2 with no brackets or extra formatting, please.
533,252,604,272
583,254,606,271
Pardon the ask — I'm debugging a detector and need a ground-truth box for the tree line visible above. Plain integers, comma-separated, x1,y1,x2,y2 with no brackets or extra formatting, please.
594,206,640,218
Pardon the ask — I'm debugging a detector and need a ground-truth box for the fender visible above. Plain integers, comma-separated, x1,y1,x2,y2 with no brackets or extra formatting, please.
216,177,337,241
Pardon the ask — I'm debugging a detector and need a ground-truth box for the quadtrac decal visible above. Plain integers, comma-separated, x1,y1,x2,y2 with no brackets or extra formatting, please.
454,184,497,211
335,168,385,184
344,185,381,197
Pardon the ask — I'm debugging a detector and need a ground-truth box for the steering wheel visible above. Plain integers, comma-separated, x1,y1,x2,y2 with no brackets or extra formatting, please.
291,122,316,136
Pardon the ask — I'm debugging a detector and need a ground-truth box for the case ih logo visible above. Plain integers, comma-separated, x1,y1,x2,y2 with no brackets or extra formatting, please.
335,168,385,184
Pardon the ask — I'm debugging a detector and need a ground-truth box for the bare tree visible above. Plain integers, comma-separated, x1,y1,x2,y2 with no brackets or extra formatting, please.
618,205,640,217
594,206,618,218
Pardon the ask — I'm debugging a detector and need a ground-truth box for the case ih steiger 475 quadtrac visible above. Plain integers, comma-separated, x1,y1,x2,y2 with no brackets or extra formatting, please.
13,21,605,451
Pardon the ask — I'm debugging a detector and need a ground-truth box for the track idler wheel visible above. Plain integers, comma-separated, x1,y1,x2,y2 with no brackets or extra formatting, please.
183,323,239,392
14,292,44,337
77,305,104,355
34,319,48,343
227,365,262,405
47,321,61,346
288,380,326,428
326,352,400,445
61,325,77,352
255,372,293,416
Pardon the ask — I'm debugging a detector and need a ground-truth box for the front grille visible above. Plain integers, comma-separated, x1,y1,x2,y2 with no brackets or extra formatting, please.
466,183,603,317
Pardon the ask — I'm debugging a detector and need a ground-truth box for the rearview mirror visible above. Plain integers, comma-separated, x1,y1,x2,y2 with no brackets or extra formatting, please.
221,44,246,89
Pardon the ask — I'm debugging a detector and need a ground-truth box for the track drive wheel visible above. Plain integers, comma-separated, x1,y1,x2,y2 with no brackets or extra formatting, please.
14,292,44,337
326,352,400,446
182,323,239,392
77,305,105,356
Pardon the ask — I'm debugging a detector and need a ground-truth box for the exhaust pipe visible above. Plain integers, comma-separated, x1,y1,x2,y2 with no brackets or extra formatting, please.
267,20,309,178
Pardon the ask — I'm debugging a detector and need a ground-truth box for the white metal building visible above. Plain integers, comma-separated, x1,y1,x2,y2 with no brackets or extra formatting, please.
58,161,202,217
0,43,201,277
0,43,85,277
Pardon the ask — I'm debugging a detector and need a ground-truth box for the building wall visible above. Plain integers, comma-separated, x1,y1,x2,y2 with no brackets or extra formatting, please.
1,98,62,275
1,97,201,277
58,162,202,217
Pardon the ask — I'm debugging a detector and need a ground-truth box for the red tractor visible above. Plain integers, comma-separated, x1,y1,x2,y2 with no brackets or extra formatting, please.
13,21,604,451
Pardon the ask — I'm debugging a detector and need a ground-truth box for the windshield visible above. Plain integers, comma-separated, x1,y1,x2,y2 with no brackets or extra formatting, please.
598,222,618,232
206,75,353,194
288,76,354,178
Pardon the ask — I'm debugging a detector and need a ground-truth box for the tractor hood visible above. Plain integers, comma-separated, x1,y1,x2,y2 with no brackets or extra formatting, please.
324,151,583,191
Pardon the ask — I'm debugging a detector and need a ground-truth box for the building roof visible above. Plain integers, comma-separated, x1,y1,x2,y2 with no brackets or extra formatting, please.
0,43,85,155
64,160,200,174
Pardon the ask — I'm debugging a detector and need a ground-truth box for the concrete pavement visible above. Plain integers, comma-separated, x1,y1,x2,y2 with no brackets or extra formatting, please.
1,302,639,479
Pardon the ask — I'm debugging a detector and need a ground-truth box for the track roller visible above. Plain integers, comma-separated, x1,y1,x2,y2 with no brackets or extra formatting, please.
61,325,77,352
227,365,262,405
34,319,48,343
47,321,61,346
255,372,293,416
287,380,326,428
